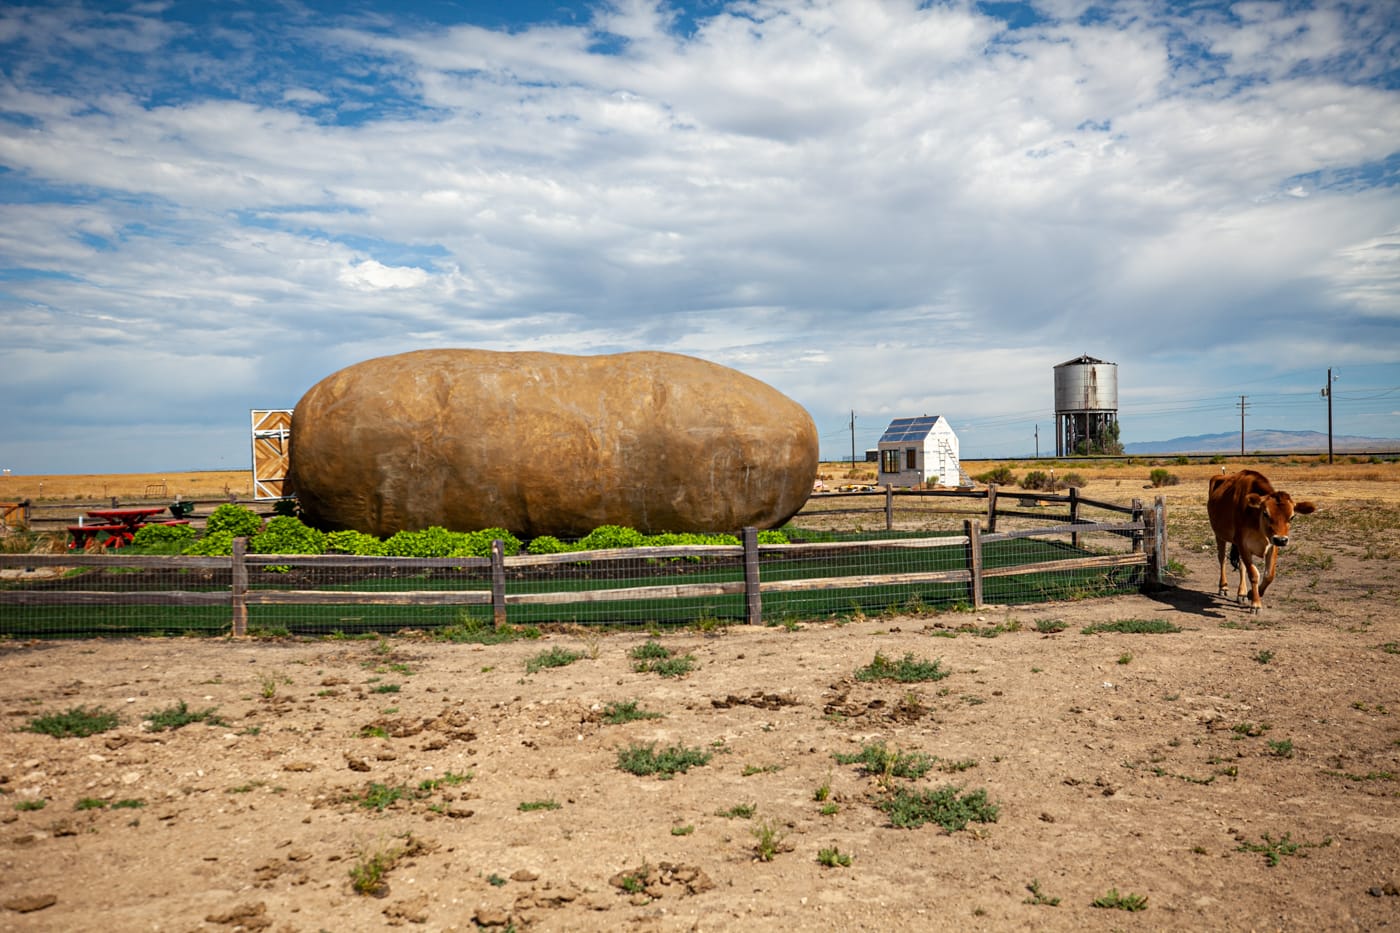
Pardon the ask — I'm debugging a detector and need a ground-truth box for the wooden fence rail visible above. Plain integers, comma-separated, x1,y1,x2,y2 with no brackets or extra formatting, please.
0,492,1167,635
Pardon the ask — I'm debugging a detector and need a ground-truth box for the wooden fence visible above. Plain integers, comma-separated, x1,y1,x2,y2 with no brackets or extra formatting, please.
0,488,1167,636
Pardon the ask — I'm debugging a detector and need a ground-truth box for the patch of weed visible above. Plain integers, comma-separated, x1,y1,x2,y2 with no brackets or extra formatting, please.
1237,832,1331,867
877,785,998,832
1082,618,1180,635
518,799,561,812
751,820,788,861
525,646,585,673
1034,619,1067,634
817,846,852,868
601,699,663,724
855,651,948,683
145,700,227,731
1024,879,1060,906
14,799,46,811
1092,888,1148,911
717,803,756,819
25,706,120,738
617,742,712,777
833,742,936,780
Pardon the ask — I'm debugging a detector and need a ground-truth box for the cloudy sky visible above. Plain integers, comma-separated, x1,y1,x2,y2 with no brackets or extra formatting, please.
2,0,1398,475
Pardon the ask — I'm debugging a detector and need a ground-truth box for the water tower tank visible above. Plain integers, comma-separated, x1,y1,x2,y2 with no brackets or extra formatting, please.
1053,354,1119,456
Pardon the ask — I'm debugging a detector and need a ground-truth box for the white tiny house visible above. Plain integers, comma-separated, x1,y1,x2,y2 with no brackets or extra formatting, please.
876,415,963,488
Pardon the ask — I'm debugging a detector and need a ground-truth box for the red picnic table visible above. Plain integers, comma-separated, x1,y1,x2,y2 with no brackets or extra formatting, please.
68,507,173,549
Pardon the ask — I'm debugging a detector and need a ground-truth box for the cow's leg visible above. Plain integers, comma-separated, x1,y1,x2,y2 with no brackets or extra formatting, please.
1244,550,1264,614
1257,543,1278,600
1215,536,1230,597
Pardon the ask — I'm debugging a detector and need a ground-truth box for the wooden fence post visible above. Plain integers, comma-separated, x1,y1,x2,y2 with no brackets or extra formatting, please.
1131,498,1144,553
231,536,248,637
884,487,894,531
742,527,762,626
1152,497,1168,585
1069,486,1080,549
1141,503,1162,589
491,539,507,629
986,484,998,533
964,519,983,608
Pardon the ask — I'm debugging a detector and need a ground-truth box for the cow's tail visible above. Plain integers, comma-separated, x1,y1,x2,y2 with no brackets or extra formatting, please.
1228,544,1240,571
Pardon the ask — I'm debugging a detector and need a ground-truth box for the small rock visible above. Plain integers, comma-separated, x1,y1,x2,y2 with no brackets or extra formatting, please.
282,761,314,772
473,906,511,927
510,869,539,882
3,893,57,913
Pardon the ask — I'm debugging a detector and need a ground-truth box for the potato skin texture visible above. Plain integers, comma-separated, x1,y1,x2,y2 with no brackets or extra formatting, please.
287,349,819,539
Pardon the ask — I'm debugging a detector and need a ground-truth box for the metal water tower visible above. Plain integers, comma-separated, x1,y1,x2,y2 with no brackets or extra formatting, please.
1054,354,1118,456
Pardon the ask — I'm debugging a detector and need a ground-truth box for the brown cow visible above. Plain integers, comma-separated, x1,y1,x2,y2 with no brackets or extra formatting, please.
1207,469,1316,613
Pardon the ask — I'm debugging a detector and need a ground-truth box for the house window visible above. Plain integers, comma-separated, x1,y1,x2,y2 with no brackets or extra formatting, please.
906,448,918,470
880,449,900,474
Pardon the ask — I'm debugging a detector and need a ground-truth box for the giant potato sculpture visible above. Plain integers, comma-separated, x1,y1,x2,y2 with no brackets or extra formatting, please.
287,349,819,539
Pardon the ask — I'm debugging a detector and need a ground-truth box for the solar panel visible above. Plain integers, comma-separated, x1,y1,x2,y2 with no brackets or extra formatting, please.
878,415,941,444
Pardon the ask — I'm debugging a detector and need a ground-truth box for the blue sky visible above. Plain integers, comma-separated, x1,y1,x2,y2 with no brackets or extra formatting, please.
1,0,1398,474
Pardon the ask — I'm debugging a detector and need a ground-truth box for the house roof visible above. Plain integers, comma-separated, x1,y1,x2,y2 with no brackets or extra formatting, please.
879,415,945,444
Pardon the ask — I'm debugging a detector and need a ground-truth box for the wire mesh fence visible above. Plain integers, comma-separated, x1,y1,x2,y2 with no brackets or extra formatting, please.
0,488,1165,638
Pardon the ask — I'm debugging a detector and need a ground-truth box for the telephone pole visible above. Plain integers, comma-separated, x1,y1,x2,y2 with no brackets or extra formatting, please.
1321,369,1336,464
1237,395,1249,456
849,410,856,468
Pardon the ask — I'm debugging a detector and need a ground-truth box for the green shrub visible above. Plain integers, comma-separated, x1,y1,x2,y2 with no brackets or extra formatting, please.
325,530,386,555
1061,472,1086,488
456,527,522,557
204,503,264,538
250,516,326,555
756,530,790,545
1149,468,1180,487
184,530,235,556
1020,471,1057,492
381,526,462,557
577,524,647,550
132,522,196,550
527,535,572,555
975,466,1016,486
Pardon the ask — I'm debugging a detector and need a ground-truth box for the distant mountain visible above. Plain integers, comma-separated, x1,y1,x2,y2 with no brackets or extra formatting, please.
1124,429,1400,455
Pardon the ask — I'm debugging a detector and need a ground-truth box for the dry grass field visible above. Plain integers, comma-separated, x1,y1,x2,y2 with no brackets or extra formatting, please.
2,457,1399,931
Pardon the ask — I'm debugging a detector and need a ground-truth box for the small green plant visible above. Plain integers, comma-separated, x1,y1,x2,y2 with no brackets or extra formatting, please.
742,763,784,776
1034,619,1067,634
525,646,585,674
855,652,948,683
518,799,561,812
144,700,227,731
25,705,120,738
670,824,694,836
600,699,664,724
357,782,414,811
751,820,788,861
370,683,402,694
1024,879,1060,906
1232,721,1271,738
1149,468,1180,488
630,641,696,677
617,742,712,777
1092,888,1149,911
833,742,935,780
1266,739,1294,758
14,798,46,811
1253,649,1275,664
716,803,757,819
1081,618,1181,635
1117,652,1133,665
1237,832,1331,867
112,799,145,809
349,844,403,896
813,780,831,802
817,846,852,868
75,797,107,811
877,785,998,832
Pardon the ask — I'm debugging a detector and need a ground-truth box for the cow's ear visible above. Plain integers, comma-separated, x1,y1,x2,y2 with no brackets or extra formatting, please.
1294,501,1316,515
1245,493,1264,508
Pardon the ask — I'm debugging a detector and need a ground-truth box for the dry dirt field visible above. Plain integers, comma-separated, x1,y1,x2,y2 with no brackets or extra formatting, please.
2,460,1399,932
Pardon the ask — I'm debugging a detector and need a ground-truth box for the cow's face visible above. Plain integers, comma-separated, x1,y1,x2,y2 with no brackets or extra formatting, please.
1245,491,1316,547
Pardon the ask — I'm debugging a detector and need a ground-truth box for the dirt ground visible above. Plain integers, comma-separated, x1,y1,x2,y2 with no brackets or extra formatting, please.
2,462,1399,931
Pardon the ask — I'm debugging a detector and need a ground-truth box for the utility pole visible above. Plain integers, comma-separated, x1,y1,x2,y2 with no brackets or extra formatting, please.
1321,369,1336,464
1237,395,1248,457
849,410,856,468
1034,424,1040,459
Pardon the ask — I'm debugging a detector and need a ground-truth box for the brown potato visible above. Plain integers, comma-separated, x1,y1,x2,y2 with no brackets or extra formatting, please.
287,349,818,539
